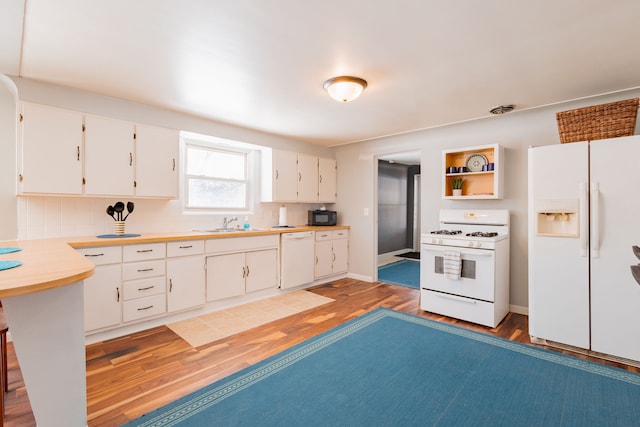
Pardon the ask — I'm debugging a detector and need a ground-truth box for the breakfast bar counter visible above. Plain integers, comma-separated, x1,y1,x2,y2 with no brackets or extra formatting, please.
0,238,94,426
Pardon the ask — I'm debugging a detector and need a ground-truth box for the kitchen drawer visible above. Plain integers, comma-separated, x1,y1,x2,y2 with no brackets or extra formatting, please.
123,242,166,262
167,240,204,257
315,230,332,241
123,294,166,322
332,230,349,240
122,259,165,281
420,289,498,328
123,276,165,301
206,235,278,254
77,246,122,265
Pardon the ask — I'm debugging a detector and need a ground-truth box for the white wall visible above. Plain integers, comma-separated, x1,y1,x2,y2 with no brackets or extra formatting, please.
2,77,335,239
0,76,18,240
335,88,640,310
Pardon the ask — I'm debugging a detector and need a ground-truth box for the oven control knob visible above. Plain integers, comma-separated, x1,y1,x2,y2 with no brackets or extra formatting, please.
431,238,437,244
475,242,482,248
468,242,474,247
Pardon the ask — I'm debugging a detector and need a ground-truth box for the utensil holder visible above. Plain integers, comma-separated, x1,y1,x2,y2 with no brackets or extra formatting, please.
115,221,125,236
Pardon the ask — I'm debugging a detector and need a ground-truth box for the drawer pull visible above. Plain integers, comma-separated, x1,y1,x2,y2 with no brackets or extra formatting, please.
117,287,120,302
169,278,173,292
179,245,193,249
136,249,153,253
84,253,104,257
137,268,154,272
138,285,154,291
137,305,154,311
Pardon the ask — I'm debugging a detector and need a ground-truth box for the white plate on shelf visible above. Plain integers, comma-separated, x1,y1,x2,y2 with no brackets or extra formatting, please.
466,154,487,172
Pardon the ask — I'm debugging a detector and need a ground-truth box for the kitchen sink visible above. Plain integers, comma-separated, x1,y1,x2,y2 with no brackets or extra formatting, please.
192,228,263,233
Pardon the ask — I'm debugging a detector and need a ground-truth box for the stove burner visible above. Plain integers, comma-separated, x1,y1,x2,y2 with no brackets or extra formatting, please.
466,232,499,238
430,230,462,235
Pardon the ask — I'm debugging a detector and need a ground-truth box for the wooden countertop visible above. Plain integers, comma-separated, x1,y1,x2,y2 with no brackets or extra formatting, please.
0,225,350,298
0,238,95,298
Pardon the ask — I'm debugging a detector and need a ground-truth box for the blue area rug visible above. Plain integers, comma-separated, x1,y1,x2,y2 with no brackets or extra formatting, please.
377,259,420,289
126,308,640,426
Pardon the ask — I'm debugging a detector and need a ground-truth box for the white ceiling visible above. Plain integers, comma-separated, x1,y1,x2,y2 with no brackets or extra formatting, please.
2,1,640,147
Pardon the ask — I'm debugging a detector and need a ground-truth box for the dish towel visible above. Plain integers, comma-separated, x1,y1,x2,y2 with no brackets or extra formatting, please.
443,250,462,280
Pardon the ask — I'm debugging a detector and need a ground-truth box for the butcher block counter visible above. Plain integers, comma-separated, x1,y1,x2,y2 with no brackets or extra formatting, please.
0,225,349,426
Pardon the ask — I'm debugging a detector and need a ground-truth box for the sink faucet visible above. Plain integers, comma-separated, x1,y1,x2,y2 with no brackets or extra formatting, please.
223,216,238,229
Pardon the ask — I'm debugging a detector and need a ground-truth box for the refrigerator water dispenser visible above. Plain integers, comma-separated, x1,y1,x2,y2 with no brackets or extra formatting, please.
535,199,579,237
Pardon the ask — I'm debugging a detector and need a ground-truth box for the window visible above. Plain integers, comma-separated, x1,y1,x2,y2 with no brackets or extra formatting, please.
184,143,249,210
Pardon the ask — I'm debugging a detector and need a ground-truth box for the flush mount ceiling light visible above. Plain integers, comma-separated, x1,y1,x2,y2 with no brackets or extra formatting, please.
323,76,368,103
489,104,516,115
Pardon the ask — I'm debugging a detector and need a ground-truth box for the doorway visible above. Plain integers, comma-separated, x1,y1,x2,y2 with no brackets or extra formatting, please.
376,151,421,272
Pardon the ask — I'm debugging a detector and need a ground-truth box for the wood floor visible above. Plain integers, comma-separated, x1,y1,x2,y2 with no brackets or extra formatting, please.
3,277,639,426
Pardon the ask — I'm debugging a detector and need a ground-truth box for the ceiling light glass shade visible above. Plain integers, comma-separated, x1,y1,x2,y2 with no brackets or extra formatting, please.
323,76,368,103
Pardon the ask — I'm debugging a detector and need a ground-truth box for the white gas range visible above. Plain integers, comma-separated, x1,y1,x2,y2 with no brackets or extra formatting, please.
420,209,510,328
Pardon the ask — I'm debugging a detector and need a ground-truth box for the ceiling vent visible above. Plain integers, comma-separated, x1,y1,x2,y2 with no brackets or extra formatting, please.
489,104,515,115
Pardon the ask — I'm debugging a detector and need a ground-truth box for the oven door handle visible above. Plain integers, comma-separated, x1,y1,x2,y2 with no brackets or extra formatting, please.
423,248,493,257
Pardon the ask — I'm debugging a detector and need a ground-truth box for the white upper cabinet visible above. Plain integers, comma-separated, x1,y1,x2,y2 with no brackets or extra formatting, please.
318,157,337,203
262,149,337,203
262,149,298,202
19,102,84,194
297,153,318,202
18,102,179,198
84,115,135,196
134,124,179,198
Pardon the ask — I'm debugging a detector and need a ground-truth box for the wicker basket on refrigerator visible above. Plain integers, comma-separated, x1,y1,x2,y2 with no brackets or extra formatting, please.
556,98,639,143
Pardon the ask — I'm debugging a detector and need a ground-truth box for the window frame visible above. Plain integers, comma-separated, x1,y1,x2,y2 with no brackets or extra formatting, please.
182,137,253,213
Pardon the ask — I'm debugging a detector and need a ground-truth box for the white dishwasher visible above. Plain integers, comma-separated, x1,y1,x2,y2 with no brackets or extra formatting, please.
280,231,315,289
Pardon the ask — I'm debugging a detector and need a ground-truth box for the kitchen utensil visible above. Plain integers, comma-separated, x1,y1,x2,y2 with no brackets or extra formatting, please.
106,205,116,221
123,201,135,220
113,202,125,221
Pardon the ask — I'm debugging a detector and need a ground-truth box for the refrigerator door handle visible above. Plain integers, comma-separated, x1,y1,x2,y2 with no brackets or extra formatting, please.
591,182,600,258
579,182,588,257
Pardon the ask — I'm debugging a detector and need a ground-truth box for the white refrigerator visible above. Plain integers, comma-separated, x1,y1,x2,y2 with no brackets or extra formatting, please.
528,135,640,363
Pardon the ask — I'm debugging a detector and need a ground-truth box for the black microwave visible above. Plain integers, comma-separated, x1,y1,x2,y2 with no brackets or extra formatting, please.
308,210,337,226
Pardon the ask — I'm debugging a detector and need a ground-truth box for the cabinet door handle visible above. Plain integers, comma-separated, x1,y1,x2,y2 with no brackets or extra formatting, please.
172,158,176,171
319,174,323,183
137,268,154,272
169,278,173,292
246,265,250,277
77,146,80,161
275,169,279,179
179,245,193,249
298,172,302,182
138,285,154,291
84,253,104,257
130,152,133,166
315,256,318,265
116,287,120,302
137,305,154,311
333,252,336,262
137,249,153,253
242,266,246,278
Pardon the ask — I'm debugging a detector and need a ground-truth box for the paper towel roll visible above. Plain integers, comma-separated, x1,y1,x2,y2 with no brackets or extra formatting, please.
278,206,288,226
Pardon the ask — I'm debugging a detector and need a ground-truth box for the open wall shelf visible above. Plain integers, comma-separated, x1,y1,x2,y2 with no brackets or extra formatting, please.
442,144,504,200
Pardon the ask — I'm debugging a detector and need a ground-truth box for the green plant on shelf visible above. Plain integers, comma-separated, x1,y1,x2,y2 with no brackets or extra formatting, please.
451,177,464,190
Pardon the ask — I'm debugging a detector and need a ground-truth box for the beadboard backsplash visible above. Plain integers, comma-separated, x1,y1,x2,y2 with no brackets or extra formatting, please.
17,196,326,240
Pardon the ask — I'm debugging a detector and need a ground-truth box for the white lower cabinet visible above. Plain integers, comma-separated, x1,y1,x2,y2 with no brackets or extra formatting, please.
245,249,279,293
314,230,349,278
122,243,166,322
77,246,123,332
206,253,246,301
167,241,205,312
206,235,279,301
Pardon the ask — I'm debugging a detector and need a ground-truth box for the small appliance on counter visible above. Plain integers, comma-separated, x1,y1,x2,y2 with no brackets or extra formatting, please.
308,209,337,226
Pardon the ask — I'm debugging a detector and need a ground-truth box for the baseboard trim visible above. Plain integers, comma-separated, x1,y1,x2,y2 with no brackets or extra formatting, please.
509,304,528,316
